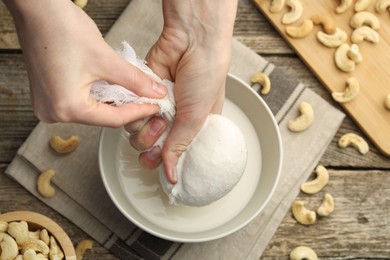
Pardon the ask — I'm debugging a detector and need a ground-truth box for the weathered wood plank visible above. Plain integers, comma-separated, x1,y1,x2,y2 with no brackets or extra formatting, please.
261,169,390,259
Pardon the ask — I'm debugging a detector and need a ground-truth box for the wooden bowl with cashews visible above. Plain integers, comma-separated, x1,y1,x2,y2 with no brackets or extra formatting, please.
0,211,76,260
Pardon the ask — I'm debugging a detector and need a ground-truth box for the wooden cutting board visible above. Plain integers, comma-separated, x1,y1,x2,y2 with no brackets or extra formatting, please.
252,0,390,157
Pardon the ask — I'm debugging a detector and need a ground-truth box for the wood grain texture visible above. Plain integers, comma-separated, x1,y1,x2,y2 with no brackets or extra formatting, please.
262,170,390,259
253,0,390,157
0,0,390,259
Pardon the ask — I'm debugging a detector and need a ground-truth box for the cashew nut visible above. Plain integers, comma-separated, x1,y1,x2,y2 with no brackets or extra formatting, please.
282,0,303,24
311,14,336,34
286,19,314,38
335,43,356,72
292,200,316,225
75,239,93,260
347,44,363,64
350,11,381,30
336,0,353,13
0,221,8,233
37,169,56,198
376,0,390,12
23,248,38,260
49,235,64,260
250,72,271,95
300,165,329,194
7,221,29,246
72,0,88,9
351,26,380,44
290,246,318,260
317,193,335,217
385,94,390,110
355,0,372,11
288,102,314,132
21,239,50,255
317,28,348,48
39,229,50,246
338,133,369,154
332,77,360,103
0,232,19,260
49,135,80,154
270,0,285,13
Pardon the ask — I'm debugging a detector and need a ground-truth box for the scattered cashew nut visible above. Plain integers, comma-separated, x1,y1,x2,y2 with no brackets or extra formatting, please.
270,0,285,13
351,26,380,44
290,246,318,260
49,135,80,154
301,165,329,194
336,0,353,13
250,72,271,95
0,232,19,260
355,0,371,12
338,133,369,154
317,28,348,48
347,44,363,64
335,43,356,72
282,0,303,24
385,94,390,110
286,19,314,38
37,169,56,198
288,102,314,132
350,11,381,30
376,0,390,12
311,14,336,34
332,77,360,103
73,0,88,9
75,239,93,260
317,193,335,217
292,200,316,225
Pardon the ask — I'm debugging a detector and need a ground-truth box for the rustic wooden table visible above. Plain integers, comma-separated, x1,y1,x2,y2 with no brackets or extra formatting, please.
1,0,390,259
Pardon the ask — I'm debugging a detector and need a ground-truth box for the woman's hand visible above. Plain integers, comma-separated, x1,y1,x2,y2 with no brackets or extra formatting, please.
126,0,238,183
4,0,167,127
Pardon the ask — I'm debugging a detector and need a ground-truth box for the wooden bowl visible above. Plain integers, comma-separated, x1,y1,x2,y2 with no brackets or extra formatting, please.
0,211,76,260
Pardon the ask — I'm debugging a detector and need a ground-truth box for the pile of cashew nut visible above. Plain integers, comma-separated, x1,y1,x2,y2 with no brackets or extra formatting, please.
268,0,390,113
0,220,64,259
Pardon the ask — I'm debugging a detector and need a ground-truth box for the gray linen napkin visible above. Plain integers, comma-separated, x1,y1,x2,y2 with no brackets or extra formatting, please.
5,0,345,259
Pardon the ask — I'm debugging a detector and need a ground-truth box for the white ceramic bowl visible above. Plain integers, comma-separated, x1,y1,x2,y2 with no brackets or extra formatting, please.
98,74,282,242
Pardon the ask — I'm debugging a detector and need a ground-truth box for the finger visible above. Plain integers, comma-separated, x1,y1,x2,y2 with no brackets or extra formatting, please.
71,98,161,127
124,118,149,135
138,146,163,170
99,47,167,98
129,116,168,151
162,115,206,184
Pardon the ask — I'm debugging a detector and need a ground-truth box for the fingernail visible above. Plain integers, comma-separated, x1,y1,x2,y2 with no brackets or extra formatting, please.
170,167,178,184
149,118,166,136
152,81,167,96
148,146,161,160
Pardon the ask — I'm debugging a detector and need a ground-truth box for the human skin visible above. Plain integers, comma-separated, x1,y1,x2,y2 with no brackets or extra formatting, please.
125,0,238,184
3,0,167,127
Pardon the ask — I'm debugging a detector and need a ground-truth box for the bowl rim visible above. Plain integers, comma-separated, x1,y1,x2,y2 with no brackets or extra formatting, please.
98,73,283,242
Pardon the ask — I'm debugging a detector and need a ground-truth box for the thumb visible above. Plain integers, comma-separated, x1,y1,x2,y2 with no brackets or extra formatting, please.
161,115,206,184
99,47,167,98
